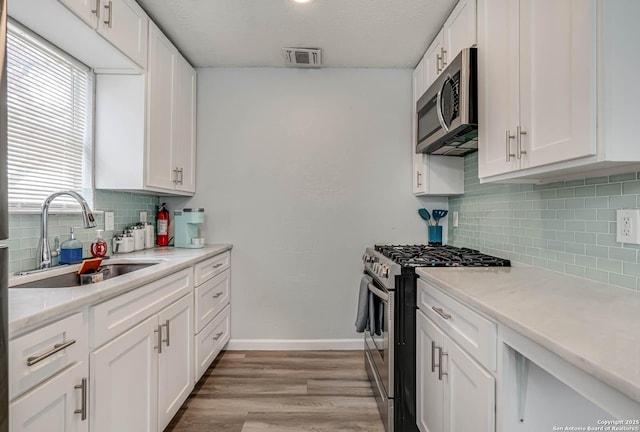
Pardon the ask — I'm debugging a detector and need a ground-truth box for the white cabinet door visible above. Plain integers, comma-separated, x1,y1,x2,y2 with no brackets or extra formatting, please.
443,0,477,66
97,0,148,68
146,22,177,191
90,315,159,432
10,362,89,432
413,154,428,195
518,0,596,169
416,311,444,432
477,0,520,178
58,0,98,27
158,294,194,431
443,337,495,432
424,30,444,90
173,56,197,193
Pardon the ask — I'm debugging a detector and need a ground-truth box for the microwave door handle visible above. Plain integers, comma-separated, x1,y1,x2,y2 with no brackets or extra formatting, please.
436,76,451,133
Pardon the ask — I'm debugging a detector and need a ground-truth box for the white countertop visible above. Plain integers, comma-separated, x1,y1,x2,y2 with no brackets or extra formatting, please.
8,244,232,337
416,264,640,405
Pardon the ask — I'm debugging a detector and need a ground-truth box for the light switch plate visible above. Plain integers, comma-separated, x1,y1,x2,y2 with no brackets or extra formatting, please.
616,209,640,244
452,211,459,228
104,212,115,231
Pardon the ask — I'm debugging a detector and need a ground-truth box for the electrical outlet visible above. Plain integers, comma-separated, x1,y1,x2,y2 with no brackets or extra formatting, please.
452,211,459,228
616,209,640,244
140,211,148,223
104,212,115,231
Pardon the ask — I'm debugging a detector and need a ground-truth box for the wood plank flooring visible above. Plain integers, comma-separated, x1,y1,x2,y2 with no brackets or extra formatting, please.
165,350,385,432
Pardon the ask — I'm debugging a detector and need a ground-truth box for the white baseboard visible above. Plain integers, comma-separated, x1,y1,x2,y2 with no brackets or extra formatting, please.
225,338,364,351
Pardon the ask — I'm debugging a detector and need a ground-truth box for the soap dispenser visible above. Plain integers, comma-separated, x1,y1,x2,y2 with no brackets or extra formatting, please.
59,227,83,264
90,229,108,258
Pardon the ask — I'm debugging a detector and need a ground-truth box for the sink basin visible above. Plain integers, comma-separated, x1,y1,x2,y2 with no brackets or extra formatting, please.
12,262,160,289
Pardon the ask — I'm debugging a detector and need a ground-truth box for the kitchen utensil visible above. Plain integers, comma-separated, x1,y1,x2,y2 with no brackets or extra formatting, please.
418,208,432,226
432,209,448,226
77,258,103,275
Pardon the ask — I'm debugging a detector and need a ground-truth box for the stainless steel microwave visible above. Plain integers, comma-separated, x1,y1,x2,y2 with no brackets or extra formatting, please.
416,47,478,156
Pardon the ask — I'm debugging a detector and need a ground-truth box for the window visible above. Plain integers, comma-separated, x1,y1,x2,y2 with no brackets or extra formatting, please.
7,21,93,211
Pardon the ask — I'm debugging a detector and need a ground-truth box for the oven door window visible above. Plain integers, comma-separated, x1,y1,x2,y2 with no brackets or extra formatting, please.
369,288,388,361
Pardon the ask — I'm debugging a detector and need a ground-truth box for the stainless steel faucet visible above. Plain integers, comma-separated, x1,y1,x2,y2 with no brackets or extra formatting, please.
36,191,97,269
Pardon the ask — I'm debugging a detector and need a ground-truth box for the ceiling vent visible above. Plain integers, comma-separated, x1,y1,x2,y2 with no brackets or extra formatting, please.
282,48,322,67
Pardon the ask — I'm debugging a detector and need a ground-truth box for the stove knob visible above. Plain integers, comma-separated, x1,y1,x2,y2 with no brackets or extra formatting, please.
373,263,379,273
382,265,390,278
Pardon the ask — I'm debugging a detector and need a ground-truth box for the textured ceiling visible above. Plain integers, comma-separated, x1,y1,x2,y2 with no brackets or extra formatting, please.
136,0,458,68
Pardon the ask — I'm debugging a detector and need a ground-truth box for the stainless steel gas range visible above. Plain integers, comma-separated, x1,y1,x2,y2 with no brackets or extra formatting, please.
359,245,510,432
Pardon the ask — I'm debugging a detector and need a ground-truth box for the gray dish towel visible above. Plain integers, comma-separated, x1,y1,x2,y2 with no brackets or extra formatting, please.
355,274,372,332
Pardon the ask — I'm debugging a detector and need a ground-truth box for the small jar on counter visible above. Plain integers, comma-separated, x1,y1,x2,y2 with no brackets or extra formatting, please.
130,224,145,251
113,231,135,254
143,222,154,249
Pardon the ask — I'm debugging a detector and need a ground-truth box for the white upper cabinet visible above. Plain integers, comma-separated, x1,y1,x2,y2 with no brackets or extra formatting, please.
95,22,197,196
58,0,98,27
10,0,147,71
478,0,595,179
97,0,149,69
479,0,640,183
411,0,472,196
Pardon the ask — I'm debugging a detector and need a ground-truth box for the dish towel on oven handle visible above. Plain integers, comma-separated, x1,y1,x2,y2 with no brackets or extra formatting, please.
355,274,372,332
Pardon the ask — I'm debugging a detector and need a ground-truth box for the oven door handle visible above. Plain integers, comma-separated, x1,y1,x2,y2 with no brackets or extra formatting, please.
367,283,389,302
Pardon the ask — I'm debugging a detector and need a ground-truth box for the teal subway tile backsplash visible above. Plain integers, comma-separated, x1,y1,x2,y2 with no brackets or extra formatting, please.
8,190,160,273
448,152,640,291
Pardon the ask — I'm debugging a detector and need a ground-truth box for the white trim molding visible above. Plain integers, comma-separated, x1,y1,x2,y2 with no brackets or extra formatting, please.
225,338,364,351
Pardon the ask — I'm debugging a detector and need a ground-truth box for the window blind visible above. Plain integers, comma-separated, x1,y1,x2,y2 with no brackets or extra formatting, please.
7,22,92,210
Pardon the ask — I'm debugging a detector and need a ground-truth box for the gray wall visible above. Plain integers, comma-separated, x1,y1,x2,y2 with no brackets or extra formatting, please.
168,67,446,345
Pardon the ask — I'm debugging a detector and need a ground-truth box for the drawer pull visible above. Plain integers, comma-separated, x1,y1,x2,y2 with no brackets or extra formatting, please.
154,326,162,354
74,377,87,421
213,332,224,340
162,319,170,347
431,341,437,372
26,339,76,366
438,349,448,380
432,306,451,320
212,291,224,299
212,263,224,269
103,0,113,28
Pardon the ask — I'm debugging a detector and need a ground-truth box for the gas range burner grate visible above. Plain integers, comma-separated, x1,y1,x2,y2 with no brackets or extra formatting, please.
374,244,511,267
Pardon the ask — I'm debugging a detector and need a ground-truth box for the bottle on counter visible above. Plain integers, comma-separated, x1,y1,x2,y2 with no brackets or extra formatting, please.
59,227,83,264
90,229,108,258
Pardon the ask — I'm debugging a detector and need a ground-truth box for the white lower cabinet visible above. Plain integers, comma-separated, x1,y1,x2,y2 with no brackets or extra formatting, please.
416,277,496,432
91,293,193,432
157,294,194,430
10,361,89,432
91,315,159,432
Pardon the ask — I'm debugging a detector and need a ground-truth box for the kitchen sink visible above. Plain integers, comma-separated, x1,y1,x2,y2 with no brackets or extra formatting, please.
12,262,161,289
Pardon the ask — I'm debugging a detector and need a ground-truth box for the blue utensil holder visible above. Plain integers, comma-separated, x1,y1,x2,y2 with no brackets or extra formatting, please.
428,226,442,245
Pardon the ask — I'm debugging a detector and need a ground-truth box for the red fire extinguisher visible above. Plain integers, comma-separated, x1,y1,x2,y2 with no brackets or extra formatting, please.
157,203,169,246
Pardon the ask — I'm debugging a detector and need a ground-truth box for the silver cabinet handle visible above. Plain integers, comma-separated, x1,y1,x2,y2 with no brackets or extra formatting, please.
431,341,437,372
416,171,422,188
27,339,76,366
154,325,162,354
178,168,184,185
212,291,224,299
213,331,224,340
212,263,224,269
74,378,88,421
438,349,448,380
432,306,451,320
505,130,516,162
517,126,527,159
92,0,100,17
172,168,179,185
103,0,113,28
441,47,447,69
436,53,442,74
161,319,170,347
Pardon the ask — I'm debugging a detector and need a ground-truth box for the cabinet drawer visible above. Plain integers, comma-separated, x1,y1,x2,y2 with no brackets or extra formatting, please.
9,313,87,400
194,269,230,333
90,268,192,348
194,252,230,286
195,304,230,381
417,278,497,371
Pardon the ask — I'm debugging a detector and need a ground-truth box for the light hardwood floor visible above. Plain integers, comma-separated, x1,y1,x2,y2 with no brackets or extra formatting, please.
165,350,385,432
